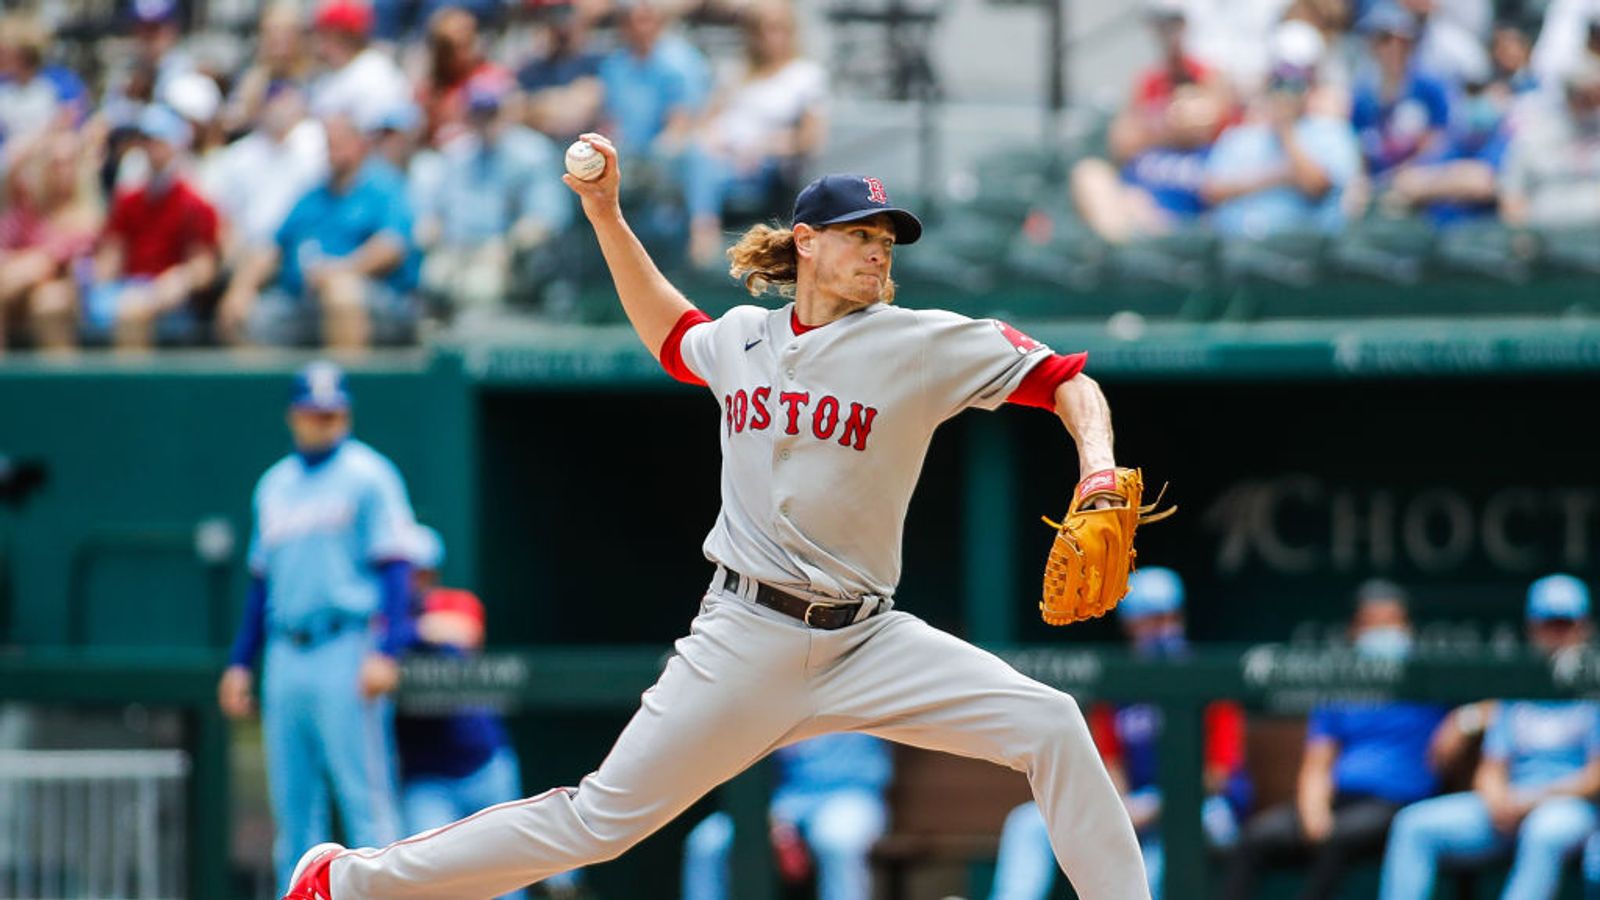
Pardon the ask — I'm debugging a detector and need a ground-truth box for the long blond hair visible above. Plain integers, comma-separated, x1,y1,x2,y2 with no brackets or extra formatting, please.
726,222,896,302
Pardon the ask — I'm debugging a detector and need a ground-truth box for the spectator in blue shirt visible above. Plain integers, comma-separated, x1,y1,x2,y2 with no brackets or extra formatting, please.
1224,580,1457,900
1380,574,1600,900
1377,76,1512,225
218,112,421,349
597,0,709,158
516,3,604,144
411,76,571,315
681,733,890,900
1202,62,1363,238
1352,4,1453,179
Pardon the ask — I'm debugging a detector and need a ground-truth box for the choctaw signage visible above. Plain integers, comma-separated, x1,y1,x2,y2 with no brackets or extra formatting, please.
1203,476,1597,576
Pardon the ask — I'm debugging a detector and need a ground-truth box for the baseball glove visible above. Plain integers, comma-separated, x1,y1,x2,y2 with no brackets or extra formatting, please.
1039,468,1175,626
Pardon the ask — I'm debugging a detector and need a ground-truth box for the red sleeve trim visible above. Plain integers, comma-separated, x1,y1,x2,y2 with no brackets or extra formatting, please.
1006,352,1087,411
658,308,713,386
1203,701,1247,773
1089,702,1122,764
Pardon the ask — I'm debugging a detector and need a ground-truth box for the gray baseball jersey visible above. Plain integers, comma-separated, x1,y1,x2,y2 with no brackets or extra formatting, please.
672,301,1074,602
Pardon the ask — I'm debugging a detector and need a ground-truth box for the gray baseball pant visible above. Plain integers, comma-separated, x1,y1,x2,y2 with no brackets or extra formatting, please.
330,576,1150,899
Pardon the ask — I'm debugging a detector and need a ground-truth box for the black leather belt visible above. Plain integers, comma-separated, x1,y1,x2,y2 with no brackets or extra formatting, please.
720,569,874,630
276,614,367,649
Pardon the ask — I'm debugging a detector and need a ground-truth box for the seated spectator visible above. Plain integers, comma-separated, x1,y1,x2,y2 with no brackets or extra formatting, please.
1378,75,1510,225
86,105,220,352
370,102,422,178
685,0,827,266
201,84,328,269
598,0,711,158
308,0,412,124
1070,1,1230,244
681,733,890,900
1224,580,1455,900
1500,57,1600,229
1352,4,1452,181
1379,574,1600,900
126,0,194,104
0,15,67,154
394,525,581,900
0,130,99,353
989,568,1250,900
1179,0,1299,96
218,113,419,350
1202,61,1362,237
222,3,314,137
416,7,510,149
515,2,604,144
411,78,571,315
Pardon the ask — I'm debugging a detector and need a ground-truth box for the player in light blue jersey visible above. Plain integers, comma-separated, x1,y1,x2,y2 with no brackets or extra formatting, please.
218,361,418,893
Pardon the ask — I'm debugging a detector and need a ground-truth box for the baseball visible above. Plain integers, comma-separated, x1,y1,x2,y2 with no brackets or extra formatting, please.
565,140,606,181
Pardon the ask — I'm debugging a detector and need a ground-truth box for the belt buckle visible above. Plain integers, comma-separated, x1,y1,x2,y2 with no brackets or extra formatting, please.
802,601,830,628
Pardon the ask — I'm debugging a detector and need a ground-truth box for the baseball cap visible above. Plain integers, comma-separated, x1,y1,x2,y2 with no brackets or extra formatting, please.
1117,567,1185,620
289,361,352,411
314,0,373,35
410,524,445,571
130,0,178,25
137,104,193,147
163,72,222,124
791,175,923,245
1272,19,1326,69
1360,3,1421,40
1527,574,1591,621
465,73,512,115
422,587,486,629
371,102,421,133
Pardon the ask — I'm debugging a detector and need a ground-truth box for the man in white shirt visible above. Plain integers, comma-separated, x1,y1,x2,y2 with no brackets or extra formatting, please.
309,0,412,124
202,85,328,272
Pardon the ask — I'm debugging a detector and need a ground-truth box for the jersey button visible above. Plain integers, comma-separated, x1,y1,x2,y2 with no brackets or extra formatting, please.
779,502,791,516
785,368,796,378
779,449,791,460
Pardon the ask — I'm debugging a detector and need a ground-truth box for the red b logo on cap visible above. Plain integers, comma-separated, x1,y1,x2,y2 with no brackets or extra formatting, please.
864,177,888,205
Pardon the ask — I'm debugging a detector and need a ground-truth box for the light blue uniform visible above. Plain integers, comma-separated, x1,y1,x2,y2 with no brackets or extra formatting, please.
250,437,416,891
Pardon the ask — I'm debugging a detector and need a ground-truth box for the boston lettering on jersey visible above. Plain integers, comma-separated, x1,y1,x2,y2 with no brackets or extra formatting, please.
723,386,879,451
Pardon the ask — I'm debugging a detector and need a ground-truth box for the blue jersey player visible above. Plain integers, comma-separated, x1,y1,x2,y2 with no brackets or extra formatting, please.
218,361,417,892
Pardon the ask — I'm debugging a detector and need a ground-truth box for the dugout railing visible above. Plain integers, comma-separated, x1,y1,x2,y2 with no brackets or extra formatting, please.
5,644,1596,898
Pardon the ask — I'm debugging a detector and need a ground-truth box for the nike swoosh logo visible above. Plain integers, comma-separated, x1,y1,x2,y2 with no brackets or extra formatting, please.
744,338,763,351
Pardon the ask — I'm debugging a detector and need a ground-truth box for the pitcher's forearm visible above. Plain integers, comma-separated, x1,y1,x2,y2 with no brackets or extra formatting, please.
589,210,695,359
1054,375,1115,475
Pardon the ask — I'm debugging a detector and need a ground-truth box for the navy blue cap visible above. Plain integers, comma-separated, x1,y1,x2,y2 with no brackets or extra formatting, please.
791,174,922,245
290,361,352,411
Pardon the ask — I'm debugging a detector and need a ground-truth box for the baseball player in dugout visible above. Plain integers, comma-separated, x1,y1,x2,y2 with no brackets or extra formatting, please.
221,362,416,895
283,134,1173,900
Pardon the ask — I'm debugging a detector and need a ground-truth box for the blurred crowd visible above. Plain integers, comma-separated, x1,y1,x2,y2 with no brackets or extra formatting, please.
1069,0,1600,247
0,0,827,353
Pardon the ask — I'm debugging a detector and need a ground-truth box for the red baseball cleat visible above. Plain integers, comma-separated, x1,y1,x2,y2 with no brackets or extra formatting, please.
283,842,344,899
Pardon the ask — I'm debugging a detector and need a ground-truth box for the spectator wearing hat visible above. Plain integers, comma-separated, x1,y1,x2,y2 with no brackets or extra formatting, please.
515,2,605,144
309,0,412,125
1352,4,1453,180
392,526,571,900
1224,580,1457,900
1379,575,1600,900
223,3,315,137
989,568,1251,900
202,84,328,273
1500,56,1600,228
410,76,570,317
86,104,220,351
370,101,422,177
416,6,510,149
1202,60,1362,237
1070,0,1231,244
219,112,419,349
126,0,194,102
1179,0,1301,95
